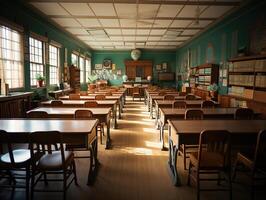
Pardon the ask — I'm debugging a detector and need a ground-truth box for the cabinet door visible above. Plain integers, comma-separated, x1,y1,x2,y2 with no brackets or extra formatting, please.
144,65,152,78
126,65,136,80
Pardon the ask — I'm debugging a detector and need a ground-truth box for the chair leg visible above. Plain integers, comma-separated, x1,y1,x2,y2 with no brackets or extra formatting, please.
182,145,187,170
26,167,30,200
31,169,35,200
43,171,48,185
187,161,192,186
196,170,200,200
217,171,221,185
72,160,78,186
232,159,239,181
63,170,67,200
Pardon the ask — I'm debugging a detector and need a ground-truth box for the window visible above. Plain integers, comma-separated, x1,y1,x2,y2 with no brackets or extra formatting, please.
85,58,91,82
71,53,78,67
29,37,44,86
79,57,85,83
49,45,59,85
0,25,24,89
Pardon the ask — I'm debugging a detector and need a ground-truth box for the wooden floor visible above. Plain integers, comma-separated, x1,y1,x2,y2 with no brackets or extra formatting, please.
1,98,266,200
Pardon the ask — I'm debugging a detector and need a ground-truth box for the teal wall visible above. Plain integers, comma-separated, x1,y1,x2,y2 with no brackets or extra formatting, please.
92,50,177,86
176,0,266,94
0,0,91,94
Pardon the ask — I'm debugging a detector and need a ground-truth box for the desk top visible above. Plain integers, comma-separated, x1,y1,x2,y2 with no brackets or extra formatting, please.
0,119,98,134
41,100,117,106
59,95,121,100
161,108,239,116
168,120,266,134
28,107,111,115
151,95,201,101
155,100,214,106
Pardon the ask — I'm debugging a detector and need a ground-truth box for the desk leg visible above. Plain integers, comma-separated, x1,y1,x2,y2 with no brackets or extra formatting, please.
160,123,167,150
168,139,181,186
113,104,118,129
87,137,99,185
106,119,111,149
119,100,123,115
150,100,153,119
118,102,122,119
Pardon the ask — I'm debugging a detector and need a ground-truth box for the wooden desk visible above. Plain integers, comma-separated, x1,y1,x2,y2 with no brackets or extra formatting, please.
41,100,118,128
60,95,123,118
27,107,112,149
48,88,73,99
0,119,98,185
167,119,266,186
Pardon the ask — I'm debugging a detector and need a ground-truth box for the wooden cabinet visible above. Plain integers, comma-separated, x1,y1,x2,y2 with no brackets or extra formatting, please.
189,63,219,100
124,60,152,80
69,66,80,93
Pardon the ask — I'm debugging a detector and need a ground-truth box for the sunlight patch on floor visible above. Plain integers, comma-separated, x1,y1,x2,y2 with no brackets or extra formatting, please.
142,127,159,134
144,141,162,149
120,147,164,156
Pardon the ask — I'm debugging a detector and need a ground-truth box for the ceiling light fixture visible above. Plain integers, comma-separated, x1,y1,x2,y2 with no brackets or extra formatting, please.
194,0,200,26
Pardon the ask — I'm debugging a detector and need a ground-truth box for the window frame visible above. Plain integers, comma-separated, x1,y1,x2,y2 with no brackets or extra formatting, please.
85,57,91,83
48,44,60,85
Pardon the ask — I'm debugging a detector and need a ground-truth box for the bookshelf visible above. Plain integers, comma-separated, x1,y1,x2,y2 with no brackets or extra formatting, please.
69,65,80,93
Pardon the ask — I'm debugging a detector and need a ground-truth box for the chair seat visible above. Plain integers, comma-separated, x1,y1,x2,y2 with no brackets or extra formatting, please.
1,149,31,164
38,151,73,170
190,151,225,169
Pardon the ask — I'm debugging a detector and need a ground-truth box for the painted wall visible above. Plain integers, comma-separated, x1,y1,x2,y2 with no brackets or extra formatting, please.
0,1,91,93
176,0,266,94
92,50,177,86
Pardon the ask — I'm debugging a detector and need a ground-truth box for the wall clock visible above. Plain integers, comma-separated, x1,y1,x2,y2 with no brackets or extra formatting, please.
103,59,112,69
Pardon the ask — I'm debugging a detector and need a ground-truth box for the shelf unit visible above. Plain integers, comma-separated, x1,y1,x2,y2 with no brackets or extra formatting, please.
69,65,80,93
189,63,219,100
228,55,266,102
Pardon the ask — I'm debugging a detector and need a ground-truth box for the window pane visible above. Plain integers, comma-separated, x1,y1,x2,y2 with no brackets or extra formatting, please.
49,44,59,85
79,57,84,83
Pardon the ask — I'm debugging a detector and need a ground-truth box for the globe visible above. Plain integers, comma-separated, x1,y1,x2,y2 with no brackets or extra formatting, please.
131,49,141,61
122,75,128,82
147,76,152,81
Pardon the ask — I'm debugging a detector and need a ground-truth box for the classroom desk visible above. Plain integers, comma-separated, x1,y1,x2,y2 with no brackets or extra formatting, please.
27,107,112,149
145,90,179,108
167,119,266,186
149,95,201,118
41,100,118,128
0,119,98,185
60,95,123,118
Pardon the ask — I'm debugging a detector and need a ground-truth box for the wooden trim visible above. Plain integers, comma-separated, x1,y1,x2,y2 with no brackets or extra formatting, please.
50,40,62,48
30,32,48,42
229,54,266,62
0,17,24,32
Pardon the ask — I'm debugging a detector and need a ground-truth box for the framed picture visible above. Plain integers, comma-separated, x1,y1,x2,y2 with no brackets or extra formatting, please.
103,59,112,69
117,69,122,75
95,64,102,70
162,62,167,70
156,64,162,71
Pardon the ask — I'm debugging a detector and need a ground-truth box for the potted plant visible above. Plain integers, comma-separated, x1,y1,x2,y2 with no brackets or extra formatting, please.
207,83,218,99
35,73,45,87
87,74,98,90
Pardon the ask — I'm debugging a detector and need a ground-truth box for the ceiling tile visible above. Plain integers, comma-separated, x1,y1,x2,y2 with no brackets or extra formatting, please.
76,18,101,27
135,36,148,41
157,5,183,18
124,42,135,46
171,20,192,28
112,42,124,46
99,19,120,27
30,2,69,16
94,37,110,41
147,36,161,41
150,29,166,35
115,4,137,17
178,5,207,18
52,18,81,27
123,36,135,41
157,41,170,45
176,36,191,41
136,29,150,35
146,42,157,45
105,29,122,35
181,29,200,35
60,3,94,16
189,20,213,28
120,19,137,27
66,28,88,35
122,29,136,35
89,3,116,17
138,4,159,18
137,20,154,28
153,20,172,28
109,36,124,41
77,36,95,41
200,6,233,18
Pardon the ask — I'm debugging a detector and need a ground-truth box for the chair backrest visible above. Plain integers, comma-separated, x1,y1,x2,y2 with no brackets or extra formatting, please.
179,92,187,96
185,109,203,120
51,100,63,107
185,94,196,100
84,101,98,108
80,91,88,96
158,91,166,96
133,87,139,93
0,130,15,164
172,101,187,109
198,130,231,169
201,100,215,108
29,131,65,165
253,130,266,171
69,94,80,100
105,92,112,96
74,110,93,119
95,95,106,100
164,95,175,100
234,108,254,120
27,111,49,118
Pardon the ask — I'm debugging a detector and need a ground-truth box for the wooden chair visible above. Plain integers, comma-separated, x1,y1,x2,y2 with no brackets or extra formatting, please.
179,109,204,169
51,100,63,107
95,95,105,100
164,95,175,100
84,101,98,108
27,111,48,118
0,130,32,200
187,130,232,200
179,92,187,96
74,110,93,119
172,101,187,109
158,91,166,96
105,92,112,96
185,94,196,100
29,131,78,200
133,86,140,101
234,108,254,119
80,91,88,96
201,100,215,108
232,130,266,199
69,94,80,100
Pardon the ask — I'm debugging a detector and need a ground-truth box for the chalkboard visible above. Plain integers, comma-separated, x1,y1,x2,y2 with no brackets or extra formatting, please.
158,72,175,81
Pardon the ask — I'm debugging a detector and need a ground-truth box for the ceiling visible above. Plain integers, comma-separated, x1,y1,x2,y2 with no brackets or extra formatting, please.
26,0,244,51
